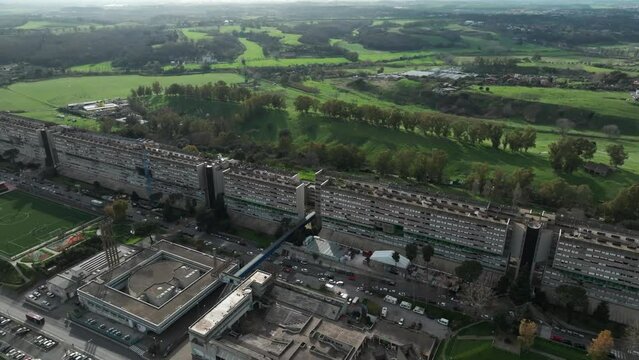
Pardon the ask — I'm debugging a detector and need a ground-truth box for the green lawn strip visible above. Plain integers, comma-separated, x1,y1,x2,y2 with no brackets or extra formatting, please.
214,57,349,68
471,86,639,122
68,61,114,73
237,38,265,61
180,28,213,41
457,321,495,336
231,226,275,248
532,339,588,360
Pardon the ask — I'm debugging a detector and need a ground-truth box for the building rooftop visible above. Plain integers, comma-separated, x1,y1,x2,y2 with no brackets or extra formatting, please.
190,270,271,338
323,178,510,225
78,241,233,329
219,301,365,360
224,165,301,188
560,227,639,252
0,112,48,130
370,250,411,269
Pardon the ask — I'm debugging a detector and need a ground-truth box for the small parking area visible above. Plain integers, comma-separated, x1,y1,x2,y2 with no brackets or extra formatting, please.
0,313,67,360
23,284,61,311
71,311,141,346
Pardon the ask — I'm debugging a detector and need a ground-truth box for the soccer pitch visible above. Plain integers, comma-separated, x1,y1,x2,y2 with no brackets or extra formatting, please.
0,190,96,258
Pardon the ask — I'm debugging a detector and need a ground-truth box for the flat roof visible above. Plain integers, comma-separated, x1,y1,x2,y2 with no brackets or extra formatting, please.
190,270,271,338
78,241,232,328
217,301,366,360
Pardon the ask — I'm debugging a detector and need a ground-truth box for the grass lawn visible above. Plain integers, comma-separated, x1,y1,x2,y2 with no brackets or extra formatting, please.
181,28,213,41
232,226,275,248
532,339,587,360
442,338,586,360
457,322,495,336
215,57,349,68
0,73,245,125
330,39,434,61
68,61,114,73
446,339,548,360
0,190,96,258
473,86,639,122
237,38,265,61
15,20,93,30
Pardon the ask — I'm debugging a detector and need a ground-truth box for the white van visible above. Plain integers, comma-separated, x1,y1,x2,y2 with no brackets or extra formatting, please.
437,318,449,326
399,301,413,310
413,306,425,315
384,295,398,304
381,307,388,318
351,297,359,305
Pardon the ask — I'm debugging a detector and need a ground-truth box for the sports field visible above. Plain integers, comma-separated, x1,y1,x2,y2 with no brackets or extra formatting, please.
0,190,96,258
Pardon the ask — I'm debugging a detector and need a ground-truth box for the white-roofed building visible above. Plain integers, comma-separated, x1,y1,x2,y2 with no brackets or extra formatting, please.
369,250,411,269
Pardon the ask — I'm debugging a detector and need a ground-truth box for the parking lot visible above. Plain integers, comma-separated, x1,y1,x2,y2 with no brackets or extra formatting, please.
281,259,450,339
0,313,67,360
24,284,61,311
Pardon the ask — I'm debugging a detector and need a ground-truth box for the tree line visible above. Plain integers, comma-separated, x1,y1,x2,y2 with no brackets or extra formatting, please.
294,95,537,153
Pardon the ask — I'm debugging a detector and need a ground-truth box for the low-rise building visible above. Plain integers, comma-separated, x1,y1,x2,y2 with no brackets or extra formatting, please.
77,240,237,334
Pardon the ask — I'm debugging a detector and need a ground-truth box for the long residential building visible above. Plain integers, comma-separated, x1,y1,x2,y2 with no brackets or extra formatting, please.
542,226,639,322
49,127,209,205
0,113,52,165
317,177,512,272
223,165,306,223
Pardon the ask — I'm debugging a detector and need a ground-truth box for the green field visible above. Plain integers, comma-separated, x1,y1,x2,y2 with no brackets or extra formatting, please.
331,39,434,61
440,338,587,360
215,57,349,68
0,73,245,124
68,61,114,73
0,190,96,258
474,86,639,122
237,38,265,61
181,28,213,41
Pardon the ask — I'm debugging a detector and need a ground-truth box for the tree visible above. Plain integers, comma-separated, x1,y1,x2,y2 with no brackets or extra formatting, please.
518,319,538,351
422,244,434,279
405,243,418,262
182,144,199,154
278,129,294,155
588,330,614,360
624,320,639,354
602,124,620,138
495,269,514,295
374,150,395,175
99,117,115,133
606,144,628,167
294,95,319,113
151,81,163,95
105,199,128,222
548,137,597,173
556,285,588,316
604,184,639,222
391,251,401,267
592,301,610,323
556,118,575,135
460,280,495,316
455,260,483,283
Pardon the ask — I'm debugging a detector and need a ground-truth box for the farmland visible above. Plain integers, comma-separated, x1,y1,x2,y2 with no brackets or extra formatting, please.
68,61,114,73
181,28,213,41
474,86,639,122
0,73,245,123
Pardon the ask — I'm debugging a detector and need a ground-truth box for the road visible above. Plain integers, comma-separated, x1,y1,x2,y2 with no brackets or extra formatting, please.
0,284,137,360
